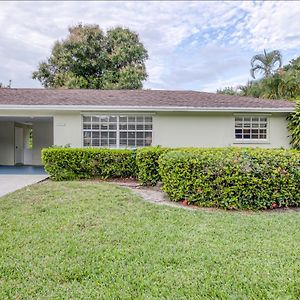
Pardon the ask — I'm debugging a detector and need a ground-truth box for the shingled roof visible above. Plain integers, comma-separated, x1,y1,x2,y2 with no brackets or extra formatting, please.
0,88,295,112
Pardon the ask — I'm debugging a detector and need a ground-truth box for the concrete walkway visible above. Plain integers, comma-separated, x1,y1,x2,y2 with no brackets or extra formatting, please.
0,175,49,197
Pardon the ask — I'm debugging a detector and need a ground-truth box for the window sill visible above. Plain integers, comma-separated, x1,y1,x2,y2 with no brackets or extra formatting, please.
233,140,270,145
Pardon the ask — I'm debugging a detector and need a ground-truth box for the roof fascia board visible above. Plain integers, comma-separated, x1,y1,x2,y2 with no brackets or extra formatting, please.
0,105,295,113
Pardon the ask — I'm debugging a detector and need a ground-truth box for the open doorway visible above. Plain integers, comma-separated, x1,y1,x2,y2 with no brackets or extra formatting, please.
14,126,24,165
14,125,33,165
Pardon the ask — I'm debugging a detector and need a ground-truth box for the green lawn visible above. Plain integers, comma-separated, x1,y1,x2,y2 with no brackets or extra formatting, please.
0,181,300,299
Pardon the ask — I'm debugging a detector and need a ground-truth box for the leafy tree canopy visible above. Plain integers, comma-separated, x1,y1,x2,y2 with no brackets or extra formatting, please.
32,24,148,89
250,49,282,79
0,80,11,88
217,52,300,101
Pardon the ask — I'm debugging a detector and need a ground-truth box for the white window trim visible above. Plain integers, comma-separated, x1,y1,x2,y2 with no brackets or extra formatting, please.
233,115,270,144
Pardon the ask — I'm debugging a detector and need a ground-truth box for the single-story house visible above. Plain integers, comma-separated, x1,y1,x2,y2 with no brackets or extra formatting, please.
0,88,296,166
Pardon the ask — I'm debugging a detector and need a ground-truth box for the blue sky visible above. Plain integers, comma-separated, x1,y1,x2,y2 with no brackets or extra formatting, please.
0,1,300,92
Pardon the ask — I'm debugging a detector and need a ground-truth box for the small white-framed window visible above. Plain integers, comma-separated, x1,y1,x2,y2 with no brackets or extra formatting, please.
234,116,269,141
82,115,152,148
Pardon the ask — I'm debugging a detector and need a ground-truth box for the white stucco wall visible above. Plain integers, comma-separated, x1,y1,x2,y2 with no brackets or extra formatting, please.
152,112,291,149
0,121,14,165
0,110,292,166
53,112,82,147
32,119,53,165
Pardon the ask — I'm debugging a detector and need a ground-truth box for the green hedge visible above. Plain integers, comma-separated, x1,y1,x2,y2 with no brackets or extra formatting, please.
42,148,136,181
136,146,171,185
159,148,300,209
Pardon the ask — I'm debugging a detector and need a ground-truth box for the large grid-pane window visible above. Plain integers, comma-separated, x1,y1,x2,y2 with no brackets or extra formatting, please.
235,116,268,140
83,115,152,148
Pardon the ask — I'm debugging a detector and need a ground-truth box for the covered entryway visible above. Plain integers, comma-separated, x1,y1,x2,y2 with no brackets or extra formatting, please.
0,116,53,166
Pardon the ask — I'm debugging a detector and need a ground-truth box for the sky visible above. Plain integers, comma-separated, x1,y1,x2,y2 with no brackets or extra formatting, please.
0,1,300,92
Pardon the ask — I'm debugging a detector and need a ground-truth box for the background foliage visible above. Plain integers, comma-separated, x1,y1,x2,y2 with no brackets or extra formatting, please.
287,101,300,149
32,24,148,89
217,53,300,101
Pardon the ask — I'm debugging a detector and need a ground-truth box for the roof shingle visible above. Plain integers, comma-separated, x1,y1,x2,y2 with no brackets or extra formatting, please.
0,88,295,111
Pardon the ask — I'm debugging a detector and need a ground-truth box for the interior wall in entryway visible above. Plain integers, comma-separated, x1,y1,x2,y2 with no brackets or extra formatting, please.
0,121,14,165
32,119,53,165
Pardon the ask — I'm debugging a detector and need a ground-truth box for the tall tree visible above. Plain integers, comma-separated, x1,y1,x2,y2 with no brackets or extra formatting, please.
32,24,148,89
250,49,282,79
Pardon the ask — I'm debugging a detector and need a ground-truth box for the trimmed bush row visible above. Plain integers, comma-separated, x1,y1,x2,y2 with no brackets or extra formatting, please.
42,148,136,181
42,147,300,209
158,148,300,209
136,146,171,185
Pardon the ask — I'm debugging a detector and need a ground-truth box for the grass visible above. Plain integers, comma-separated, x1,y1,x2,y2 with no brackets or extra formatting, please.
0,181,300,299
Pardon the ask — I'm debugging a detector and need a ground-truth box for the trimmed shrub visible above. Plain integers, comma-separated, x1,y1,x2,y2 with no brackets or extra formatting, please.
42,148,136,181
159,148,300,209
136,146,171,185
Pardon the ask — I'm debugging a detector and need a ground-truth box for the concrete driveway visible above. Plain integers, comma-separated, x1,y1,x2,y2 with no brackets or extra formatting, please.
0,175,49,197
0,166,49,197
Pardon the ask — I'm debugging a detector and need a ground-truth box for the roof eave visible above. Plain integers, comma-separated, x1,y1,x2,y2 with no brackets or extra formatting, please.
0,105,295,113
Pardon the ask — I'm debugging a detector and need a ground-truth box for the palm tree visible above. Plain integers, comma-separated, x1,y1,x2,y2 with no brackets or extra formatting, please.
250,49,282,79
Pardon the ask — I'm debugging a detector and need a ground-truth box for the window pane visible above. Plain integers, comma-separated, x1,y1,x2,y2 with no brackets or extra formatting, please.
109,132,116,138
83,116,91,122
120,139,127,146
100,116,108,123
128,116,135,123
83,132,91,138
120,116,127,123
137,116,144,123
145,138,152,146
101,139,108,146
92,139,100,146
137,139,144,146
109,116,117,122
128,139,135,146
128,132,136,139
137,132,144,139
84,138,91,146
101,132,108,138
92,124,99,130
92,132,100,138
83,124,91,130
92,116,99,122
120,132,127,139
109,139,116,146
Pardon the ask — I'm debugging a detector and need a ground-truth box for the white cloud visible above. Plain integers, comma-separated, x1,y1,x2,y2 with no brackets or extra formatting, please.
0,1,299,90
